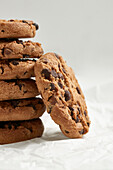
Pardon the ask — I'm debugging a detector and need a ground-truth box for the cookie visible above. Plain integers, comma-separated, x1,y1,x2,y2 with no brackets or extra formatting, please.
0,59,36,80
0,118,44,144
34,53,90,138
0,19,38,38
0,98,45,121
0,39,43,59
0,79,39,101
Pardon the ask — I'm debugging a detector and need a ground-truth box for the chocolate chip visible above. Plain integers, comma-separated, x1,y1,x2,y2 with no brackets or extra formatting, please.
41,69,51,80
54,53,59,59
69,106,74,112
58,73,64,80
77,108,81,114
44,87,48,90
9,19,14,22
29,128,33,133
65,130,69,133
0,66,4,74
18,84,22,90
33,23,39,30
79,129,84,134
10,100,20,108
51,69,58,78
23,54,30,58
76,87,81,94
84,111,87,116
24,71,28,75
58,63,60,68
64,90,71,101
58,82,63,88
75,115,79,123
87,122,90,127
62,68,66,74
2,48,4,55
1,30,5,32
23,90,27,94
50,83,56,91
16,40,23,45
59,97,62,100
12,60,19,65
22,20,28,24
69,106,74,116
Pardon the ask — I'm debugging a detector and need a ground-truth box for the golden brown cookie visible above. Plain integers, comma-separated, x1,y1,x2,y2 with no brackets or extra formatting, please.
34,53,90,138
0,98,45,121
0,118,44,144
0,19,38,38
0,79,39,101
0,59,35,80
0,39,43,59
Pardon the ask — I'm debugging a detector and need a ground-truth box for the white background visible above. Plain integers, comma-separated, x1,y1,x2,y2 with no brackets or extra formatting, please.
0,0,113,170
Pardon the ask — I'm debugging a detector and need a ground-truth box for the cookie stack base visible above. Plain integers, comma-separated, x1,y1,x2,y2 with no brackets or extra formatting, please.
0,118,44,144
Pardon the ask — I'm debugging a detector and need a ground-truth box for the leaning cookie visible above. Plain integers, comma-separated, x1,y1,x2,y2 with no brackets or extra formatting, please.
34,53,90,138
0,118,44,144
0,79,39,101
0,59,36,80
0,39,43,59
0,98,45,121
0,19,38,38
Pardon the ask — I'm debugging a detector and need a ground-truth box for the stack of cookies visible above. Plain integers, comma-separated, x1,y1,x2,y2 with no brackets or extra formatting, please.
0,20,45,144
0,19,91,144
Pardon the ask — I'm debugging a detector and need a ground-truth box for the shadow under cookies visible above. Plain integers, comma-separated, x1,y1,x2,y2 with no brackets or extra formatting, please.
42,131,69,141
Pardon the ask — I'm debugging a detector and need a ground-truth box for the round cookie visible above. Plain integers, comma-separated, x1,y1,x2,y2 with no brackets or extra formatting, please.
0,98,45,121
0,79,39,101
0,118,44,144
0,59,36,80
34,53,90,138
0,39,43,59
0,19,38,38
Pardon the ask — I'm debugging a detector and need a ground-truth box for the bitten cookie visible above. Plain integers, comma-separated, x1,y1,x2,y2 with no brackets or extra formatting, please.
0,98,45,121
0,79,39,101
0,59,35,80
34,53,90,138
0,19,38,38
0,39,43,59
0,118,44,144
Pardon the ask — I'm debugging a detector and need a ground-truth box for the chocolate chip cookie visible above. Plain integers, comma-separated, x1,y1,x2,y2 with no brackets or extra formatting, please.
0,98,45,121
0,79,39,101
34,53,90,138
0,59,36,80
0,118,44,144
0,39,43,59
0,19,38,38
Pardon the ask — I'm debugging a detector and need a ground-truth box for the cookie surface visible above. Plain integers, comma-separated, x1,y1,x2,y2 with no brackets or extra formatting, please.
0,98,45,121
0,19,38,38
0,39,43,59
0,59,35,80
0,79,39,101
34,53,90,138
0,118,44,144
